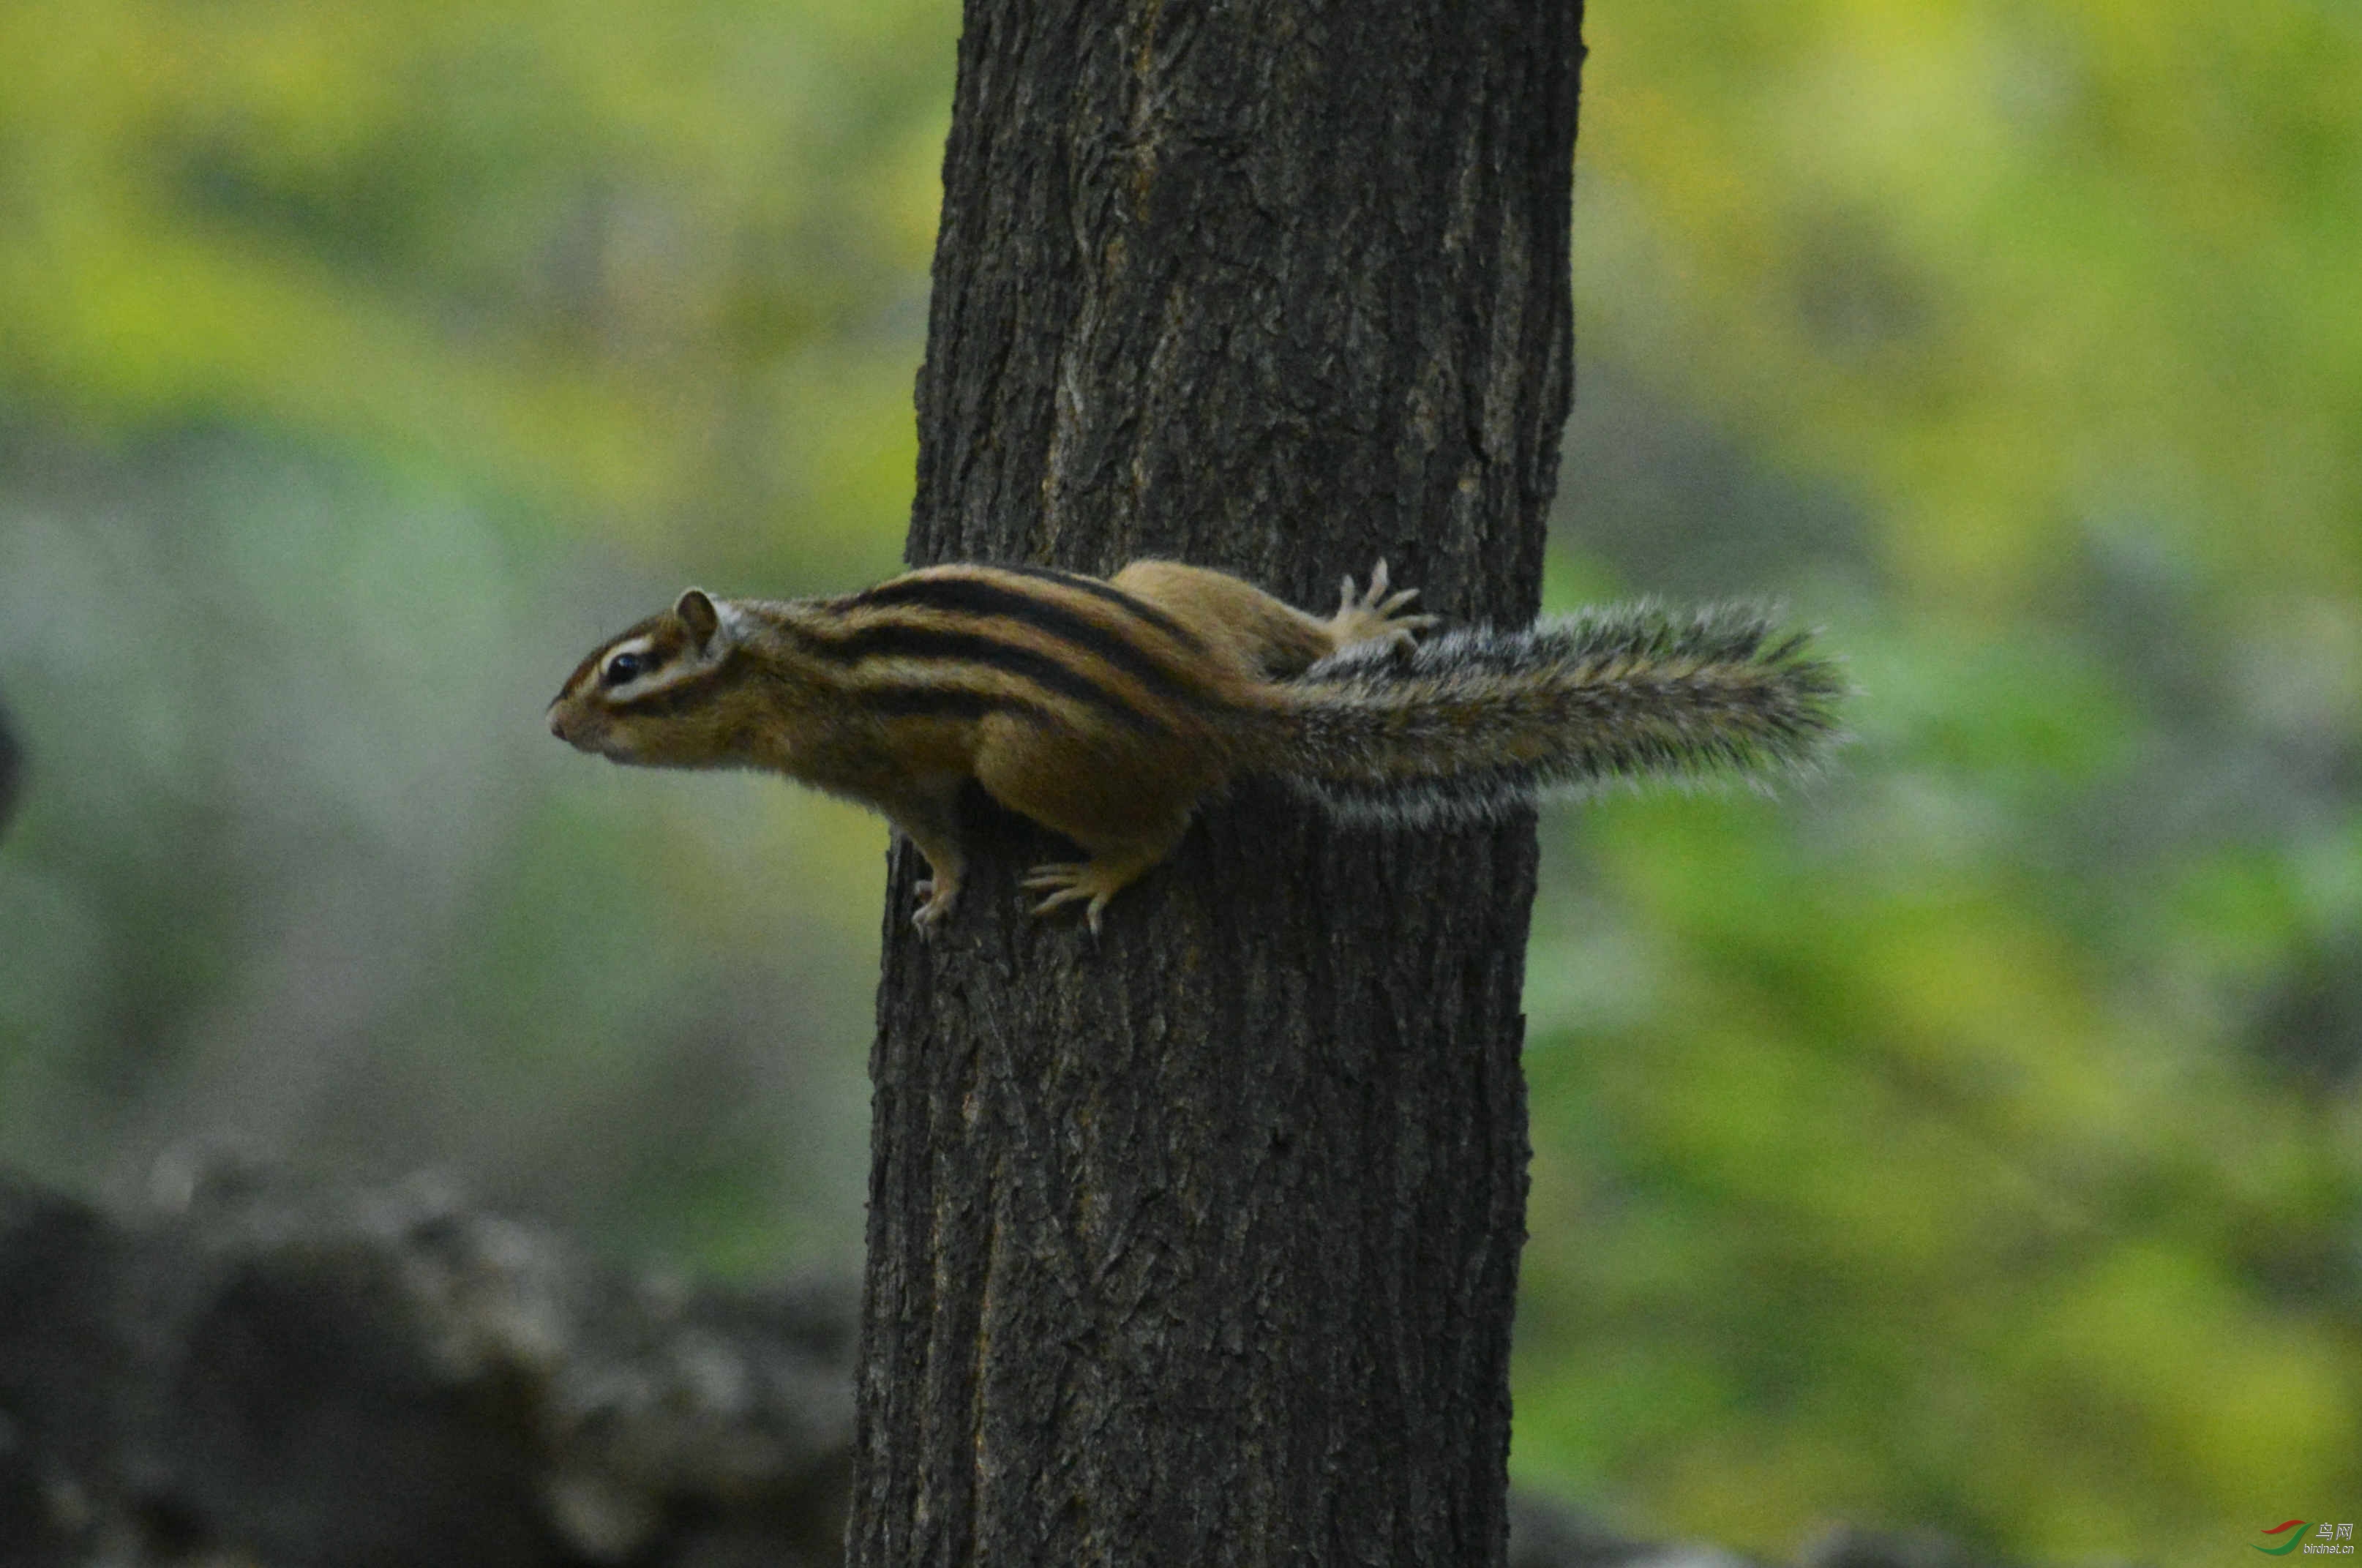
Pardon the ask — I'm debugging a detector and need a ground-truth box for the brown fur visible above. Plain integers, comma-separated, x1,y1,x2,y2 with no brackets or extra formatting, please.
547,560,1842,934
547,561,1428,932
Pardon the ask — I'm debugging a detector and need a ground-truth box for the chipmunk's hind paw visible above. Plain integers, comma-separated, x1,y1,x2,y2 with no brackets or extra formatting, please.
1334,559,1439,650
1021,861,1124,937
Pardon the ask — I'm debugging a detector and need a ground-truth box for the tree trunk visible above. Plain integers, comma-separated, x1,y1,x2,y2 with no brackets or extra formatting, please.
851,0,1583,1562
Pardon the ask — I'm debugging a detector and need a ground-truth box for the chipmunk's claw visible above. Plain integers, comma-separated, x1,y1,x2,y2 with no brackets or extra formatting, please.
1022,863,1114,937
1335,559,1439,650
910,877,959,937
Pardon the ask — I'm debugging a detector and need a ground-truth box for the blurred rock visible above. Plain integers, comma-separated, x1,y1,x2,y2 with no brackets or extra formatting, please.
1801,1526,2033,1568
0,1165,2085,1568
0,1166,852,1567
1510,1490,1764,1567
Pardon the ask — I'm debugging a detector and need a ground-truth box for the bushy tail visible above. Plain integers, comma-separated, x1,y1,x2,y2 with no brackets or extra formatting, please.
1251,604,1845,825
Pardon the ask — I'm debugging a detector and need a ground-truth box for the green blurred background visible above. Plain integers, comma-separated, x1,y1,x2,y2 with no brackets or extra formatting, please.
1,1,2354,1561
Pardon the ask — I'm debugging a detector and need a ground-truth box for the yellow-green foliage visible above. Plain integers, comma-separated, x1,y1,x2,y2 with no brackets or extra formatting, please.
0,0,946,582
0,2,2355,1563
1512,6,2362,1558
1577,0,2362,609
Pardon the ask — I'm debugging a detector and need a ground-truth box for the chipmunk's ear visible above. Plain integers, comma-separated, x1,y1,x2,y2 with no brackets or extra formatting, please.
675,588,722,650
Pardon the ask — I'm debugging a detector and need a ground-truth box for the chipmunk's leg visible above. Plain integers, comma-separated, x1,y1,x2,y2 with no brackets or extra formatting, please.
1018,811,1194,937
972,721,1205,934
875,777,969,936
1320,558,1437,654
1109,558,1434,678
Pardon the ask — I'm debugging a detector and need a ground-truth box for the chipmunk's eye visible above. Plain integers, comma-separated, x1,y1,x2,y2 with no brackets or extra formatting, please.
602,650,649,686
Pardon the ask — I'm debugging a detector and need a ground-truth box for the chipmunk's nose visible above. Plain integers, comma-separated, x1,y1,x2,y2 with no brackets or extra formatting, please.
547,707,569,740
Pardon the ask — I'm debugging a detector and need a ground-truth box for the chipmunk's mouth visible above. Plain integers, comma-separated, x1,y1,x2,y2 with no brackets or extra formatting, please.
547,702,628,759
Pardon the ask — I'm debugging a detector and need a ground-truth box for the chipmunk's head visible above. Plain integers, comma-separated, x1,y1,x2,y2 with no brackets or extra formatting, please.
548,589,757,768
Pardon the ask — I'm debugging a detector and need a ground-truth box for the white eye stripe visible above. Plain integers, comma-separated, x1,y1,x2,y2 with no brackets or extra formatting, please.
601,636,658,678
590,629,735,702
610,664,709,699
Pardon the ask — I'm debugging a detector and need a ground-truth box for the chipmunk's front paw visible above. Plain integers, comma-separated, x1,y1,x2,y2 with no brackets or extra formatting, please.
1333,558,1439,651
911,876,960,937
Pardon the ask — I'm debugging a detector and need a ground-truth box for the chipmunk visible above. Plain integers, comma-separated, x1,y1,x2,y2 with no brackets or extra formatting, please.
548,558,1840,934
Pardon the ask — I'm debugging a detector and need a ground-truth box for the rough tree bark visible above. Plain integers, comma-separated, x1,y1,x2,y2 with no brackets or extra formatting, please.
853,1,1583,1564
